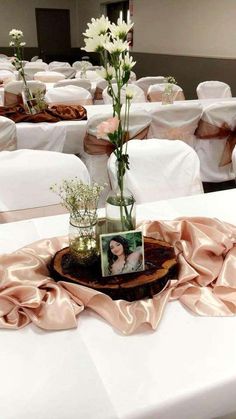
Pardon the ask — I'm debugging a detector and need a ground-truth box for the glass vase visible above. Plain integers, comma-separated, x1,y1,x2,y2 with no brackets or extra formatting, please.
162,90,174,105
69,212,99,266
22,85,39,115
105,186,136,233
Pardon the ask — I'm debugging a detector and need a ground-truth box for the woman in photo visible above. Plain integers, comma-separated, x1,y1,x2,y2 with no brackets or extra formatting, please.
107,235,143,276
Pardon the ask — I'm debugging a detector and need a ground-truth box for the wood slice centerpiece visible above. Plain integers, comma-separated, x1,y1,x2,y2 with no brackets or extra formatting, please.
50,237,178,302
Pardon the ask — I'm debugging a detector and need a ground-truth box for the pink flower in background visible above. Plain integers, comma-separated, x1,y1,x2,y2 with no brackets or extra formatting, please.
97,116,119,138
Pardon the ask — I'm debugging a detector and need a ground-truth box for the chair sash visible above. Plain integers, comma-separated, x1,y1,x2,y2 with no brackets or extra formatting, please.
147,90,185,102
195,119,236,166
84,126,150,156
153,123,195,141
4,91,23,107
93,86,103,101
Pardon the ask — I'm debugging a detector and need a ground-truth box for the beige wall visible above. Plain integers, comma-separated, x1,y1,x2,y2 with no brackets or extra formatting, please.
0,0,79,47
78,0,236,58
133,0,236,58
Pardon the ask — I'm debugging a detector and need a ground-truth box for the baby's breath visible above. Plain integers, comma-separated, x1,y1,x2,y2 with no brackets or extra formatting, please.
50,178,104,222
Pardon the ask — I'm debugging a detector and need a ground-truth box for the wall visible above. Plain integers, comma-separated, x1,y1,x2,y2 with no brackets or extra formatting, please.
0,0,79,47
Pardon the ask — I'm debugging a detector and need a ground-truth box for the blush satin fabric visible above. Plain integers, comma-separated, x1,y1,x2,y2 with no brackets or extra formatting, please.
1,217,236,334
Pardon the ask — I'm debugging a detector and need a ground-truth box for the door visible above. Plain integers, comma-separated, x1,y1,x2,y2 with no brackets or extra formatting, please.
107,1,129,23
36,8,71,60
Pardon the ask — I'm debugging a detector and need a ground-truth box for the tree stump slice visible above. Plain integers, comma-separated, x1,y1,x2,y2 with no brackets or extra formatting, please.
50,237,178,302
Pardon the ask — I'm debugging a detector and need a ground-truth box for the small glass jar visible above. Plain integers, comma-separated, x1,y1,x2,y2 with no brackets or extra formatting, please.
22,85,39,115
69,212,99,266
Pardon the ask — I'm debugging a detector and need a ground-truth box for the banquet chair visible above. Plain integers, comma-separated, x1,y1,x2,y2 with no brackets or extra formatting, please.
53,78,91,91
75,70,103,83
45,85,93,106
0,150,90,223
232,147,236,179
4,80,46,107
93,79,108,104
194,101,236,183
107,139,203,203
34,71,65,83
147,83,185,102
0,116,16,151
102,83,146,104
147,102,202,148
51,66,76,79
0,62,15,71
30,56,39,62
0,69,16,85
196,81,232,99
135,76,166,95
72,61,93,70
24,62,48,80
48,61,71,70
82,109,152,206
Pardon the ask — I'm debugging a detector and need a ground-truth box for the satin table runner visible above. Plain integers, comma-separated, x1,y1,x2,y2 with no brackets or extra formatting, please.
1,216,236,334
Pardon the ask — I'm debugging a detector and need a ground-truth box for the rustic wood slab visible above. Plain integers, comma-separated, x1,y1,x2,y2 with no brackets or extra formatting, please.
50,237,178,302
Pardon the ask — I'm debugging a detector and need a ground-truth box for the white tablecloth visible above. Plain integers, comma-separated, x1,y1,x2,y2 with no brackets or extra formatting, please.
13,97,236,155
1,189,236,419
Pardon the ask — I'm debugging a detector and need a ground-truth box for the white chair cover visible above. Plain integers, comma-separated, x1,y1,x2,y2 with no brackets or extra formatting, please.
4,80,46,106
75,70,103,82
51,67,76,79
72,61,93,70
53,78,91,91
102,83,146,104
108,139,203,203
130,71,137,82
34,71,65,83
0,62,15,72
147,102,202,148
93,79,108,104
82,110,152,206
45,85,93,106
196,81,232,99
0,150,90,218
0,69,16,85
147,83,185,102
232,146,236,178
0,116,16,151
24,62,48,80
48,61,71,70
195,102,236,182
135,76,166,95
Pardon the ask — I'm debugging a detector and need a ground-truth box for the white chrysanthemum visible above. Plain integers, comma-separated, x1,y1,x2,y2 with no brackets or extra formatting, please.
9,41,15,47
9,29,23,39
121,53,136,71
110,18,133,39
104,39,129,54
82,34,108,52
97,64,115,80
20,42,26,47
125,86,134,100
83,15,110,38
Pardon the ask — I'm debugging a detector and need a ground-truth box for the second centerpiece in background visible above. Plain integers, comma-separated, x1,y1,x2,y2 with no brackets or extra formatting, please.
82,15,136,232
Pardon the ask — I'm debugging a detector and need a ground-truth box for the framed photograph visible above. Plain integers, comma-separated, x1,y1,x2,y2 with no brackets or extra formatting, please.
100,230,145,277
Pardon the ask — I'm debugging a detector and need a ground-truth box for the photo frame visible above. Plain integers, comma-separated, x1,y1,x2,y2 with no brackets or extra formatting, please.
100,230,145,277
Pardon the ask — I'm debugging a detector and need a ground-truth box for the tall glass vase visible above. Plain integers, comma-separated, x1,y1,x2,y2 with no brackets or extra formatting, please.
21,85,39,115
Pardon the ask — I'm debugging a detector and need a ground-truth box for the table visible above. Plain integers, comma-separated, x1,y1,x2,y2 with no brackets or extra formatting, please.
13,97,236,155
1,189,236,419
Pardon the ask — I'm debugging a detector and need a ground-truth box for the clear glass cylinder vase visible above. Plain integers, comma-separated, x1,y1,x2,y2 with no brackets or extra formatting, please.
69,212,99,266
105,186,136,233
22,85,39,115
162,89,174,105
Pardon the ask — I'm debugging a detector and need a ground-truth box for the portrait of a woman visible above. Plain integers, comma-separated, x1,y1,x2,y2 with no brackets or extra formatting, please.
105,234,144,276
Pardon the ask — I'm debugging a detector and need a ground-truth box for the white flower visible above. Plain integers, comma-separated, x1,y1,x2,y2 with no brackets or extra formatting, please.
83,15,110,38
9,41,15,47
121,53,136,71
9,29,23,39
82,34,108,52
110,18,133,39
104,39,129,54
20,42,26,47
97,65,115,80
125,86,134,100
